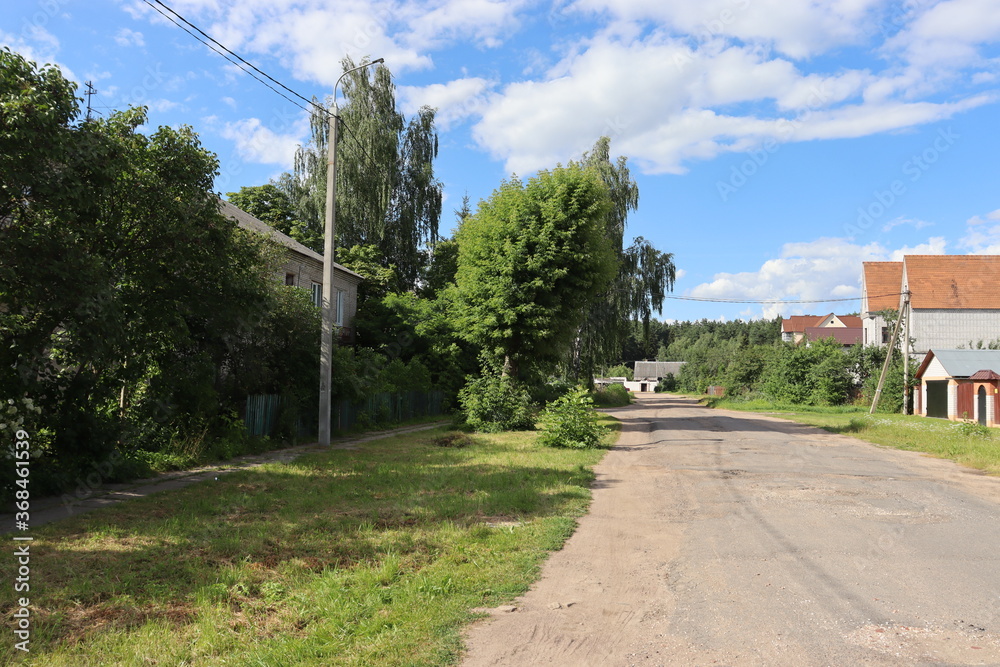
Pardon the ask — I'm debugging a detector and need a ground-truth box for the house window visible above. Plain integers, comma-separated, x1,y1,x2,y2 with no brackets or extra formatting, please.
335,290,345,326
311,282,322,308
285,272,296,286
881,326,889,344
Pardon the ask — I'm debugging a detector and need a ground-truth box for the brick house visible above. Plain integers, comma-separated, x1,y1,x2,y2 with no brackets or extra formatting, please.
220,199,363,343
781,313,862,347
863,256,1000,356
914,349,1000,426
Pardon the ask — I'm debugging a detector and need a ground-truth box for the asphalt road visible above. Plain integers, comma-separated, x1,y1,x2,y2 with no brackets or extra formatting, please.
461,394,1000,666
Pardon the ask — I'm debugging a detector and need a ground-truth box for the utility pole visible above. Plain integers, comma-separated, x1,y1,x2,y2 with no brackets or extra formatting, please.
870,292,909,415
902,290,911,414
85,81,96,120
318,57,384,447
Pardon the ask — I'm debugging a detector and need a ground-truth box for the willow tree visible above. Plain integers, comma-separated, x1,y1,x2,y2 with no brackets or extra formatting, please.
572,137,676,384
278,57,442,290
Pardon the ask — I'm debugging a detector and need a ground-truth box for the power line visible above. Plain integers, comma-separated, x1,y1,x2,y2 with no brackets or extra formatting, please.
143,0,318,114
143,0,395,194
140,0,327,118
663,292,902,305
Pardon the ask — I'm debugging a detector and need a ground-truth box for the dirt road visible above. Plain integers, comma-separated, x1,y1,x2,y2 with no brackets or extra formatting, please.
461,394,1000,666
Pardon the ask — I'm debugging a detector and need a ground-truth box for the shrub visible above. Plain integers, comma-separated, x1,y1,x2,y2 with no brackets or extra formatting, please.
592,383,632,407
458,375,535,432
538,389,608,449
955,420,992,438
656,373,677,392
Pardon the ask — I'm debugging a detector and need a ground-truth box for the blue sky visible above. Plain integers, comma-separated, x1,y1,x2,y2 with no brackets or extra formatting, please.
6,0,1000,323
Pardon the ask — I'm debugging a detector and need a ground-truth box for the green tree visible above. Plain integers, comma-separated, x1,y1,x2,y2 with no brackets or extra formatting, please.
279,58,442,288
571,137,675,385
455,164,617,380
226,183,297,236
0,49,283,489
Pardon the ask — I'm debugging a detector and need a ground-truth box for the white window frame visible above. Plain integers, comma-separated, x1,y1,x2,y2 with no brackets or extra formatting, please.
335,289,345,326
311,282,322,309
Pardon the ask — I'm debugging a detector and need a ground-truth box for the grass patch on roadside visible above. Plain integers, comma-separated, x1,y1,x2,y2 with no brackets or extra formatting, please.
707,398,1000,476
1,420,617,666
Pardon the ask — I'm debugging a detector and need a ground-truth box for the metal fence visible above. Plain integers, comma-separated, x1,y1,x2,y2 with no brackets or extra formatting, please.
245,390,445,437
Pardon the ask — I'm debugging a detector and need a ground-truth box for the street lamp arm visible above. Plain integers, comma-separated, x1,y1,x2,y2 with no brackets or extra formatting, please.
332,57,385,111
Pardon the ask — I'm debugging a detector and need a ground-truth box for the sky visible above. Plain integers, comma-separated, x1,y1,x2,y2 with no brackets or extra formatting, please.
6,0,1000,323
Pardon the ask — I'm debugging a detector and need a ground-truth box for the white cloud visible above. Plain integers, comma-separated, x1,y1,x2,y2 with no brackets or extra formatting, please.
399,77,495,129
114,28,145,47
220,117,305,167
568,0,884,59
881,216,933,232
471,29,993,175
687,236,950,319
960,208,1000,253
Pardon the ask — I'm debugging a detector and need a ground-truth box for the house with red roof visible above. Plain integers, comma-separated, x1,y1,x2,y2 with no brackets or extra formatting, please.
863,256,1000,356
781,313,862,347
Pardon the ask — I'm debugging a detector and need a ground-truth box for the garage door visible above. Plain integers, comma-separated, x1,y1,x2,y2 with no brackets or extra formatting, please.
926,380,949,419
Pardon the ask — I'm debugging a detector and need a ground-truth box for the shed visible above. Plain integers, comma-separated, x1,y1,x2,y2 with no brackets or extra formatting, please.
914,349,1000,426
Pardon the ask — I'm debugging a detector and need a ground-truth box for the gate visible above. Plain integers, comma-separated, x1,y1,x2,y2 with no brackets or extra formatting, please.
925,381,948,419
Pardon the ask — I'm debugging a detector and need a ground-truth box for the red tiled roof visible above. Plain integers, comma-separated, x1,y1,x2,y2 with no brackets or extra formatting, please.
839,315,862,328
904,255,1000,309
969,369,1000,381
782,315,821,333
862,261,903,312
804,327,862,345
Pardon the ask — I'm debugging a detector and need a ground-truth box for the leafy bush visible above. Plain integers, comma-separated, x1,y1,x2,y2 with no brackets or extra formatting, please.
538,389,608,449
656,373,677,392
592,383,632,407
458,375,535,432
955,420,992,438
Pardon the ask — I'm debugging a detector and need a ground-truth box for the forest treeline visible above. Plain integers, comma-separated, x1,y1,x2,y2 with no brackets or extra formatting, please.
612,316,905,411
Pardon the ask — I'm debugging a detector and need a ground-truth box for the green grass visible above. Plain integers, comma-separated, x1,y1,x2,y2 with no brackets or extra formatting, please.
2,417,617,665
707,398,1000,476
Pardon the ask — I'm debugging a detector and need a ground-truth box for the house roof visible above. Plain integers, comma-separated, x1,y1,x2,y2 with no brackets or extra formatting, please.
219,198,363,281
633,361,685,380
782,314,861,333
862,261,904,313
903,255,1000,310
969,369,1000,381
782,315,820,333
803,327,862,345
915,349,1000,379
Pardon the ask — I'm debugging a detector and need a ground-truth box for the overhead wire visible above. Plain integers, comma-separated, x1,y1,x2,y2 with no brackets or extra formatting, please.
142,0,395,193
662,292,903,305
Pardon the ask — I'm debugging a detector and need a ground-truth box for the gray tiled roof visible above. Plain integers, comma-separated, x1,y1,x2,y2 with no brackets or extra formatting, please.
219,198,363,280
926,349,1000,377
633,361,685,380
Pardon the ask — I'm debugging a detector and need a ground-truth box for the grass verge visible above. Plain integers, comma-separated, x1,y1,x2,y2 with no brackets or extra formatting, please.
706,397,1000,476
1,416,617,666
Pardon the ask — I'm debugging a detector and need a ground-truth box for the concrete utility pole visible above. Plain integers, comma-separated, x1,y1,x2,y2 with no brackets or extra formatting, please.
870,291,909,415
902,290,911,414
318,58,384,447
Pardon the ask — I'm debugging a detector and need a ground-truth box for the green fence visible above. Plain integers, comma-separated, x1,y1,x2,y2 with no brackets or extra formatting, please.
245,390,445,437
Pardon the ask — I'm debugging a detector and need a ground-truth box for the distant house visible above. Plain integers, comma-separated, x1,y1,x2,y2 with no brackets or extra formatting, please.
781,313,862,347
914,349,1000,426
863,256,1000,356
625,361,686,393
220,199,363,343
